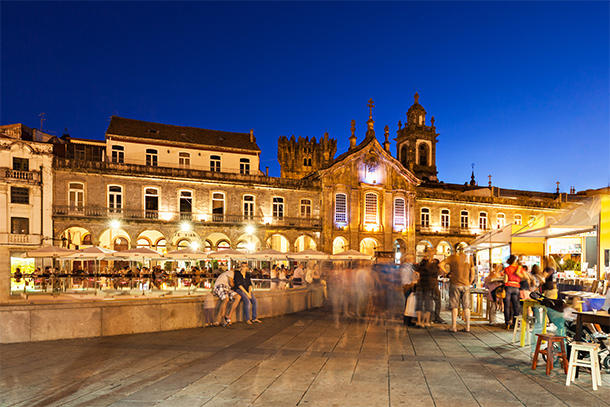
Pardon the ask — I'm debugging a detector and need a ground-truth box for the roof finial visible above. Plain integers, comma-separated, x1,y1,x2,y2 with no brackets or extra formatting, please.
414,92,419,105
367,98,375,120
488,175,492,188
470,163,476,186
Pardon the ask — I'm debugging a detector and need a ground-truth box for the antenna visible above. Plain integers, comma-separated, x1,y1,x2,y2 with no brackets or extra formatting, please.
39,112,46,131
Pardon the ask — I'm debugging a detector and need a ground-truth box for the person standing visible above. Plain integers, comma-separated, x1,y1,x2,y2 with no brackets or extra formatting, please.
443,250,475,332
234,262,262,324
503,255,524,329
400,254,417,326
416,248,440,328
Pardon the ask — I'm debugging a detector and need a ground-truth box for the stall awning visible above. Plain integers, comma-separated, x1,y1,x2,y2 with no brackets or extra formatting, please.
513,196,600,239
465,224,514,252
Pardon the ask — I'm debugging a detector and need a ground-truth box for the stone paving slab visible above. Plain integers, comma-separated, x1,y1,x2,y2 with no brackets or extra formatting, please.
1,306,610,406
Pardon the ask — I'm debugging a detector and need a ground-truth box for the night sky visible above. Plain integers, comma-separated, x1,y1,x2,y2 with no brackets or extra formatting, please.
2,2,608,192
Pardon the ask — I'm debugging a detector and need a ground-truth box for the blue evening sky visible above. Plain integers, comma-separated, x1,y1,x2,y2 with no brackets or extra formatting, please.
2,1,608,192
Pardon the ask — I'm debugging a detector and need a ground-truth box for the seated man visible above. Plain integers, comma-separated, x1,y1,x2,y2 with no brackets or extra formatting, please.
212,269,241,326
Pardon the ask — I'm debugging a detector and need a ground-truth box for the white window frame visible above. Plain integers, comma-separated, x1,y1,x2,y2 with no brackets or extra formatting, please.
179,152,190,168
496,213,506,229
441,209,450,229
111,145,124,163
108,185,123,213
240,158,250,175
335,193,347,223
146,149,158,166
420,207,430,227
144,187,159,218
69,182,85,207
243,195,255,219
300,199,312,218
210,155,221,172
460,210,469,229
273,196,284,219
514,214,522,225
364,193,378,225
479,212,488,230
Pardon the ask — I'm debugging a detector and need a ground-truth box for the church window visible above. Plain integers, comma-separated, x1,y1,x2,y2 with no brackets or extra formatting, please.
394,198,405,229
460,211,469,229
419,115,423,125
479,212,488,230
335,193,347,223
420,208,430,227
364,193,378,225
441,209,450,229
418,143,428,166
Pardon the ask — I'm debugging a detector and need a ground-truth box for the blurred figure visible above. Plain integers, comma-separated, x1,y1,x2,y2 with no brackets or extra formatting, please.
443,249,475,332
541,256,558,299
416,248,440,328
401,254,418,326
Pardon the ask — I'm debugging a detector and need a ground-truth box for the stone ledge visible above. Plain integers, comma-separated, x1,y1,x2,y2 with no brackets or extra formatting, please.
0,287,324,343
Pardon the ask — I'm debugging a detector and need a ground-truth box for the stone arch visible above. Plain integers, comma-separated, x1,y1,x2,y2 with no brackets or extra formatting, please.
294,235,317,251
359,237,379,256
416,140,431,166
235,233,261,252
436,240,453,258
99,228,131,250
416,240,433,262
266,233,290,252
204,232,231,250
332,236,348,254
455,242,468,252
59,226,94,249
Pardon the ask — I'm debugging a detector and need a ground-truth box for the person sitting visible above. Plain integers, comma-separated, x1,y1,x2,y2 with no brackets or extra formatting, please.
212,268,241,326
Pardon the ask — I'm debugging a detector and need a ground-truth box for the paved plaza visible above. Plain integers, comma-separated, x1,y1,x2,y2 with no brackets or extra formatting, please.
1,305,609,407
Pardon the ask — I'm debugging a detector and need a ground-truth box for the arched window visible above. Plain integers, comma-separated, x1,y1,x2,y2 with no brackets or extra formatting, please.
177,239,191,249
479,212,488,230
400,145,408,167
335,193,347,223
394,198,406,229
155,238,166,254
82,234,92,246
418,143,428,166
364,193,378,224
514,214,522,225
212,192,225,222
137,238,151,248
420,208,430,227
441,209,450,229
179,190,192,220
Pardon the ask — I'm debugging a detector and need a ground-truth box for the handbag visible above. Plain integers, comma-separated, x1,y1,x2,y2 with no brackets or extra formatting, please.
404,292,417,317
495,285,506,299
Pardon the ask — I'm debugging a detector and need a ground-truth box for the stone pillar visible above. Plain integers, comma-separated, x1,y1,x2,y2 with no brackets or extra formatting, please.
0,247,10,303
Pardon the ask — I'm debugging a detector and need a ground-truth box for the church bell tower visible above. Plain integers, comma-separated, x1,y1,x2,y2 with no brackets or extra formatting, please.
394,92,438,182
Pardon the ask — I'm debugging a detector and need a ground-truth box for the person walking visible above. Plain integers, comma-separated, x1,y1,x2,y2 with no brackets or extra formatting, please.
234,262,262,324
400,254,417,326
415,248,440,328
443,250,475,332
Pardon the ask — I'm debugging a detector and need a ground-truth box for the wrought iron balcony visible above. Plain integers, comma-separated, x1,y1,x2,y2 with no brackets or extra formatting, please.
53,205,322,229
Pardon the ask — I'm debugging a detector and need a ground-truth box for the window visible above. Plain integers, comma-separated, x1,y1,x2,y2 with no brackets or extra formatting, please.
479,212,488,230
212,192,225,221
146,149,158,166
441,209,450,229
11,217,29,234
303,158,312,166
418,143,428,166
273,197,284,219
460,211,469,229
335,193,347,223
11,187,29,204
74,145,85,160
514,214,522,225
210,155,221,172
179,191,192,219
364,193,378,224
13,158,29,171
496,213,505,228
69,182,84,207
300,199,312,218
420,208,430,227
394,198,406,229
243,195,254,219
111,145,124,163
108,185,122,213
179,152,190,167
240,158,250,175
144,188,159,219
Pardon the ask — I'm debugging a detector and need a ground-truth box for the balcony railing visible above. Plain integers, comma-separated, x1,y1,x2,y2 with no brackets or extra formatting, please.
0,233,42,245
53,205,322,229
415,225,484,236
1,168,41,183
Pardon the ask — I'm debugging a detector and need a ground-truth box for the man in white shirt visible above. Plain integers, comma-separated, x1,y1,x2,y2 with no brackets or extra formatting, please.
293,263,304,286
213,269,241,326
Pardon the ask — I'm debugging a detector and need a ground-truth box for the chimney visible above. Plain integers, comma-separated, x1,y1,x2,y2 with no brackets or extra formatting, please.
250,129,255,143
265,166,269,176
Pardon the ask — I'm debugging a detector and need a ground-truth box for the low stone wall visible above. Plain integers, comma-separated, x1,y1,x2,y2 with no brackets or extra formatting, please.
0,287,324,343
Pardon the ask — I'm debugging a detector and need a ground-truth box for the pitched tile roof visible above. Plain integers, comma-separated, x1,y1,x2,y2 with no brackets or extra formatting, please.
106,116,261,153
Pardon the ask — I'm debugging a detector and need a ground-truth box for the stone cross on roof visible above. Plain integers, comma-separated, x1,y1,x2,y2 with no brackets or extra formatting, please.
367,98,375,119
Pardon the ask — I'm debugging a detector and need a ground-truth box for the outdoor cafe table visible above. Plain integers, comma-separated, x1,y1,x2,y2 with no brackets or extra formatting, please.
574,310,610,342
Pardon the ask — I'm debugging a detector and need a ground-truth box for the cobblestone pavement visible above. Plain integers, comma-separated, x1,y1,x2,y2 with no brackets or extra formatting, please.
1,305,609,407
